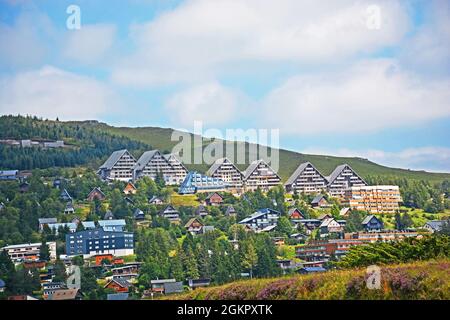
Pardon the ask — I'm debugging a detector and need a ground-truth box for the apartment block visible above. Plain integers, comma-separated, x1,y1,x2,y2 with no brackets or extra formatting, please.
98,149,137,182
326,164,367,198
343,185,402,214
285,162,328,194
243,160,281,192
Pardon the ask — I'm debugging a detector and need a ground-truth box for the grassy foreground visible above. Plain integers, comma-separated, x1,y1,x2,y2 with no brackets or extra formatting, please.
166,259,450,300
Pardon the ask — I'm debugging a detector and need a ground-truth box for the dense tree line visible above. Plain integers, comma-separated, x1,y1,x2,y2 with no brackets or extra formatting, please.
0,115,149,170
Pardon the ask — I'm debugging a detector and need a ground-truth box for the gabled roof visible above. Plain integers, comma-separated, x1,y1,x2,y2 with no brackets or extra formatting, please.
195,205,208,214
311,195,326,204
105,278,131,289
100,149,133,170
206,157,243,177
225,205,236,215
88,187,105,198
288,208,304,218
159,205,179,215
134,208,145,218
205,192,223,200
163,153,188,172
149,195,163,203
339,207,352,216
425,220,447,231
185,217,203,228
243,159,280,180
362,215,380,225
133,150,162,171
285,162,327,186
326,164,366,185
104,210,114,220
319,218,339,228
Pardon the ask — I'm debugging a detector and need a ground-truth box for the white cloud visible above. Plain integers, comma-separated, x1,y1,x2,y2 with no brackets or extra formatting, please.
302,146,450,173
0,12,55,68
262,59,450,134
165,82,245,126
62,24,117,64
112,0,410,87
0,66,120,120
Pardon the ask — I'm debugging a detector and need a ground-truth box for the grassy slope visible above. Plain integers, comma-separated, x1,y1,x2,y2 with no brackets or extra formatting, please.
86,122,450,183
165,259,450,300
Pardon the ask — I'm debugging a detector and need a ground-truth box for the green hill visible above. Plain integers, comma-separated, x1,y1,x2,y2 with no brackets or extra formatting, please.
90,122,450,183
1,115,449,183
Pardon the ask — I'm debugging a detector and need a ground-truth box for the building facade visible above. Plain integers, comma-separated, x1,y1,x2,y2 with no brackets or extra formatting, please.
326,164,367,198
163,154,189,185
238,208,281,232
343,185,402,214
178,171,228,194
66,228,134,258
243,160,281,192
133,150,186,185
285,162,328,194
206,158,244,192
2,242,57,263
98,149,137,182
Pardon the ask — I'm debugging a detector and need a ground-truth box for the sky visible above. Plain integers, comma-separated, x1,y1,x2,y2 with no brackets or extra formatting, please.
0,0,449,172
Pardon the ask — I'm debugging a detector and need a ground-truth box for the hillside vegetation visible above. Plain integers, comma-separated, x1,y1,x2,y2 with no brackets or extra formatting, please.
1,115,450,183
166,259,450,300
92,122,450,183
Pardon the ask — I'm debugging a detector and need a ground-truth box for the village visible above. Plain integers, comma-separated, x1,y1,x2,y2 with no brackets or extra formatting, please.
0,148,448,300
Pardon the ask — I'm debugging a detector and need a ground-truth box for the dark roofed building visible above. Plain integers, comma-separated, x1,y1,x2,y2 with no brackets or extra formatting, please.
361,215,384,232
326,164,367,198
98,149,136,182
285,162,328,194
87,187,106,201
311,195,329,208
158,205,180,223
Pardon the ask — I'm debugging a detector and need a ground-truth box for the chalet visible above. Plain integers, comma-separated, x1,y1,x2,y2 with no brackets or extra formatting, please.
64,202,75,214
178,171,227,194
188,278,211,289
285,162,328,194
319,218,343,235
195,205,209,218
0,170,18,181
423,220,447,233
288,208,305,219
243,159,281,192
98,149,137,182
158,205,180,223
206,158,244,192
339,207,352,217
112,262,142,281
123,182,137,195
98,219,126,232
361,215,384,232
185,217,204,235
163,153,189,185
87,187,106,201
150,279,177,294
149,196,164,205
60,189,73,202
104,210,114,220
225,205,237,217
238,208,280,232
205,192,224,206
311,195,329,208
326,164,367,198
133,150,186,185
47,288,82,301
104,278,132,293
295,219,322,235
38,218,58,231
290,233,307,242
133,208,145,220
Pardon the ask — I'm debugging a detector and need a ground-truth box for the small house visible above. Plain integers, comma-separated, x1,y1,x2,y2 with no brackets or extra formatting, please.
319,218,343,235
87,187,106,201
361,215,384,232
64,202,75,215
158,205,180,223
150,279,176,294
311,195,329,208
123,182,137,195
288,208,305,219
104,278,132,293
185,218,204,235
339,207,352,217
149,196,164,205
225,205,237,217
195,205,208,218
204,192,224,206
423,220,447,233
133,208,145,220
104,210,114,220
